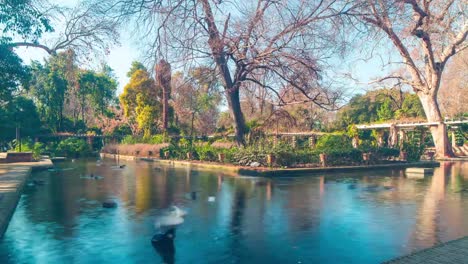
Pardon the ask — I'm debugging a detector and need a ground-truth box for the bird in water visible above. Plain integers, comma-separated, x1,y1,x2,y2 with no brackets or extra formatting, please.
154,206,187,230
152,206,186,264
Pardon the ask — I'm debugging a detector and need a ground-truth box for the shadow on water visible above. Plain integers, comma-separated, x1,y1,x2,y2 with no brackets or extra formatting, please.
151,228,176,264
230,188,247,235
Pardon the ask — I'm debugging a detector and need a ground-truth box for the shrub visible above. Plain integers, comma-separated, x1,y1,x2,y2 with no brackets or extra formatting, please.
10,138,44,160
374,147,400,159
121,135,139,144
325,149,362,165
148,134,169,144
56,138,90,158
194,143,217,161
232,147,267,166
32,142,44,160
402,141,424,162
315,134,352,151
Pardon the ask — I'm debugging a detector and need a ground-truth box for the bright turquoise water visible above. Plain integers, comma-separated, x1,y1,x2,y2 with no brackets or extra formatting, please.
1,160,467,263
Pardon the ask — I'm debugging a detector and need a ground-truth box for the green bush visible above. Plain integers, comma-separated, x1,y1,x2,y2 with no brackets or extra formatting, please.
232,147,267,166
148,134,169,144
32,142,44,160
194,143,217,161
159,139,236,163
325,149,362,165
121,135,139,144
10,138,44,160
315,134,352,151
56,138,90,158
402,141,424,162
121,134,170,144
375,147,400,159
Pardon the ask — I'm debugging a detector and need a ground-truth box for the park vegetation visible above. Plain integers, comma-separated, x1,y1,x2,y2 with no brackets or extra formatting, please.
1,0,466,161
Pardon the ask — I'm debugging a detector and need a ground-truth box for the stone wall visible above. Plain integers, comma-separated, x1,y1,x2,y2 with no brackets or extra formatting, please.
5,152,33,163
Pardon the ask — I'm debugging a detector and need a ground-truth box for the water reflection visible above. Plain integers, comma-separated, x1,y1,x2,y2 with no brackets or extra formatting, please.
152,228,176,264
410,162,468,249
0,160,468,263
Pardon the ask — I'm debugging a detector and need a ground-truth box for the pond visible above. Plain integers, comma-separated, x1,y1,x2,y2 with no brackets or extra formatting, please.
1,160,467,263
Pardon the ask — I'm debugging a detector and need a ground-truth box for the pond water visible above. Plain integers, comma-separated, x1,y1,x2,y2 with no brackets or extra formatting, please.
1,160,468,263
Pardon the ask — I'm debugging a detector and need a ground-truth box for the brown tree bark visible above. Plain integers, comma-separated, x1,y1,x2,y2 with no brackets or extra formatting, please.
225,88,247,145
200,0,247,145
418,93,454,157
155,59,171,132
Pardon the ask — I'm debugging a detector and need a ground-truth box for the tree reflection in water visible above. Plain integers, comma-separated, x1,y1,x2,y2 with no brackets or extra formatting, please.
2,160,468,263
409,162,468,250
151,228,176,264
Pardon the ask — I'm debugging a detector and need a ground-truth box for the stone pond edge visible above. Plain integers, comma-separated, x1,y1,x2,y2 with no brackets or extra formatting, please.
0,159,53,238
99,152,440,177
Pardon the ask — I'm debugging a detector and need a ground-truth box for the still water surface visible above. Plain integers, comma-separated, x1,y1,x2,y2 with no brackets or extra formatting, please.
0,160,467,263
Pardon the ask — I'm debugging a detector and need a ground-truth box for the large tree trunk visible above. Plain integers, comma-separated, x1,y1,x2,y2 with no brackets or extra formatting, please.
155,60,171,132
225,88,246,145
200,0,247,145
418,93,454,158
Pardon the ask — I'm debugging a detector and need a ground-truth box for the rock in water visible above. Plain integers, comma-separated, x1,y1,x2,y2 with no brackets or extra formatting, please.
102,200,117,208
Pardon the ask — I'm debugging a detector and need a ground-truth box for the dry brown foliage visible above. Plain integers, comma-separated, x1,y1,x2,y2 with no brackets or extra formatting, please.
101,143,169,157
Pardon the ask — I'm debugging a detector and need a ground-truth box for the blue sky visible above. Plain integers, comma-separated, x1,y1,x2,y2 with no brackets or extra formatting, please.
15,34,137,95
14,0,396,98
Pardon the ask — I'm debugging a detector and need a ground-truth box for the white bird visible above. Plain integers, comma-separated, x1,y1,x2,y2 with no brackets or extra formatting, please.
154,206,187,230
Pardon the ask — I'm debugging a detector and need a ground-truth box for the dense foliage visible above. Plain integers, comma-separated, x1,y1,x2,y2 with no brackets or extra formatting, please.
334,89,426,129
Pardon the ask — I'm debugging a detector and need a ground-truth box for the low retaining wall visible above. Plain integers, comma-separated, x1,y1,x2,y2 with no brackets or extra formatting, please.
100,152,440,177
0,159,53,238
0,152,33,163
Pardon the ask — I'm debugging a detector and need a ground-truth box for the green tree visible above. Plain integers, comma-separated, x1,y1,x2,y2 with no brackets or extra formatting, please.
0,0,52,43
120,67,161,135
127,61,147,77
335,95,381,129
377,100,393,121
396,94,425,119
0,96,41,143
335,89,426,129
0,45,29,103
78,67,117,119
28,53,69,132
0,0,53,104
135,97,158,138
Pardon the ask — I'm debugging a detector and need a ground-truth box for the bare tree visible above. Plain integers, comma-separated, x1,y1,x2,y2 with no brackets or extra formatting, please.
439,50,468,117
345,0,467,157
104,0,351,145
9,2,119,59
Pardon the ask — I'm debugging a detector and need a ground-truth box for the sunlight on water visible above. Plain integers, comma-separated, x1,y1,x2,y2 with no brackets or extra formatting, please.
0,160,467,263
